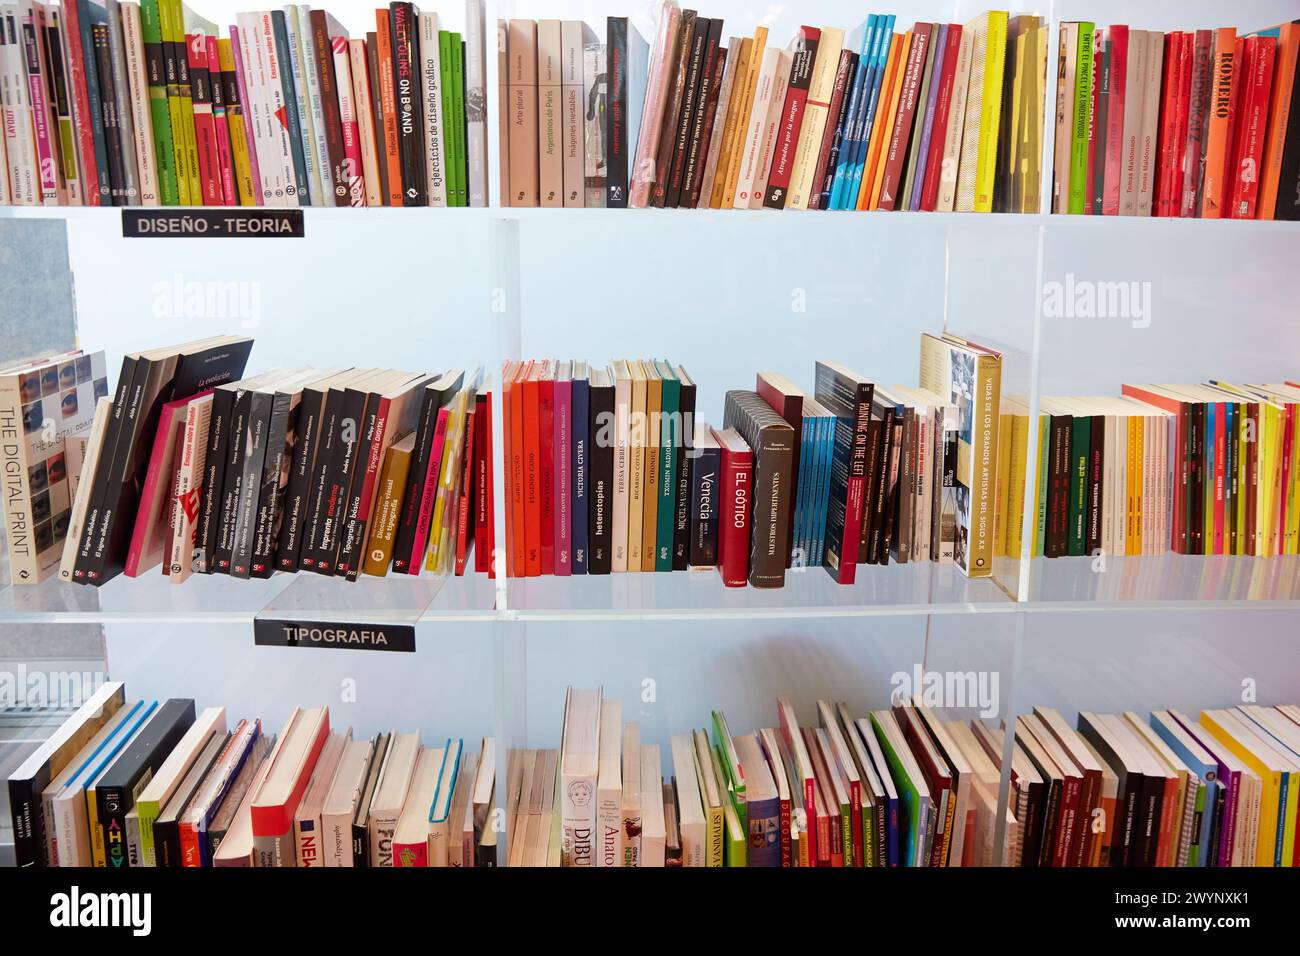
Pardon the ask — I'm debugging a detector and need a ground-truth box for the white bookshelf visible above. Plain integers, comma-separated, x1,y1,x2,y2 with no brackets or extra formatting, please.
3,0,1300,866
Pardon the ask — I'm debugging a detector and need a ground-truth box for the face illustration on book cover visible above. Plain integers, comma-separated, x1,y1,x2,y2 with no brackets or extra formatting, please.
949,350,976,570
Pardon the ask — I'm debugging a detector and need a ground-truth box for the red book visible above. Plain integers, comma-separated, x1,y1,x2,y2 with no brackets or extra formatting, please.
1168,33,1194,216
1200,28,1239,218
1153,32,1179,215
1182,30,1214,216
499,367,515,576
920,24,962,211
1085,28,1102,212
207,36,237,205
125,394,207,577
1102,25,1129,215
1220,36,1249,214
511,362,530,576
59,0,102,204
455,397,477,576
877,23,931,210
1227,35,1276,219
187,33,223,204
408,406,450,572
809,48,857,210
522,364,542,576
1120,385,1190,553
250,708,330,865
537,362,555,575
712,426,752,588
762,26,820,209
474,391,495,576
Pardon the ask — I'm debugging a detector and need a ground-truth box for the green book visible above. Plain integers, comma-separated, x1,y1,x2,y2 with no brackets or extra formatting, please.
438,31,456,205
139,0,178,204
654,360,679,570
869,711,927,867
1067,23,1094,214
1068,414,1090,556
722,799,746,866
1035,413,1050,556
450,32,466,205
710,711,745,828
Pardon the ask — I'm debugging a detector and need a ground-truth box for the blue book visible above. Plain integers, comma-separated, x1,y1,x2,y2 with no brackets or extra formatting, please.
1150,710,1219,867
77,0,113,203
813,407,835,567
63,701,150,790
571,363,590,573
828,15,876,209
846,17,895,208
270,11,311,203
792,411,813,563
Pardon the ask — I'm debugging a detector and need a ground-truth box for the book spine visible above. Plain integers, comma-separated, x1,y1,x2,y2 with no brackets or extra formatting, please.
418,13,445,205
554,379,572,574
474,393,493,575
588,383,613,574
605,17,628,206
282,7,319,204
269,11,308,203
186,31,221,203
718,447,752,587
306,11,344,205
330,35,363,206
689,446,720,568
816,50,857,209
206,37,236,204
571,377,589,574
672,382,696,569
765,29,817,208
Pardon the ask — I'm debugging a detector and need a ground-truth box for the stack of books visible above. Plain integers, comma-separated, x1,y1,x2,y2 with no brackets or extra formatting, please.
503,5,1049,212
6,683,497,867
0,1,488,207
1053,19,1300,219
997,381,1300,560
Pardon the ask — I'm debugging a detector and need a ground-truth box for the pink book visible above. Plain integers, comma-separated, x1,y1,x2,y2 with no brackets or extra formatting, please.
1102,25,1128,216
207,36,237,204
554,369,572,576
23,8,58,201
408,407,451,573
125,393,210,576
331,35,365,206
628,3,680,207
229,27,264,205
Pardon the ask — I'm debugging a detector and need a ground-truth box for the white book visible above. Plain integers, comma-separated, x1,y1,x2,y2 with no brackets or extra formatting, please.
120,2,158,204
293,729,350,867
639,743,665,867
320,736,378,866
732,46,780,207
1119,29,1146,216
620,722,641,866
536,18,562,206
133,705,227,866
595,698,622,867
59,398,114,582
750,49,791,209
560,19,583,206
293,5,331,204
329,27,362,206
463,0,488,206
246,10,298,205
27,0,62,202
367,730,420,866
1,4,38,203
168,393,211,582
581,28,605,207
281,4,321,205
349,39,381,207
954,17,985,211
559,686,601,866
669,734,705,866
419,11,447,206
427,738,463,867
235,11,279,204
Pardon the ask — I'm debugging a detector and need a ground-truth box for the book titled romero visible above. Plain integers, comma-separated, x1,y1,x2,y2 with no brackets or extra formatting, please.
560,686,601,865
250,706,329,867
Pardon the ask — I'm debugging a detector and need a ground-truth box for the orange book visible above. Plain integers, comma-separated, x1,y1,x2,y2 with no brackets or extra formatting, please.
1200,27,1238,218
510,361,531,577
861,32,909,210
375,11,404,206
1259,23,1300,219
523,363,543,576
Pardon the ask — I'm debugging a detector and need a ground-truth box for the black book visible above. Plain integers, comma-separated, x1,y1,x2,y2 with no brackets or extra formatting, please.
275,369,351,572
1044,406,1072,558
337,372,431,580
390,2,425,204
153,731,229,869
587,367,614,574
672,365,696,569
351,732,390,868
722,390,795,588
230,378,294,578
92,23,125,205
649,10,691,208
95,699,196,869
73,356,138,581
1085,412,1105,556
1077,711,1142,868
76,337,253,585
819,52,859,207
857,417,882,565
270,10,311,202
1275,28,1300,221
605,17,630,206
299,370,369,571
1092,38,1110,215
250,372,318,578
680,23,724,206
866,395,898,565
688,421,720,567
197,372,272,575
391,370,464,574
665,16,711,207
309,371,385,574
813,361,873,582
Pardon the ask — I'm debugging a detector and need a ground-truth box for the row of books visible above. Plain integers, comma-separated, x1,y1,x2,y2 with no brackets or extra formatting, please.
504,6,1048,213
6,683,498,867
22,335,495,586
500,337,1002,588
996,381,1300,561
0,0,489,207
17,681,1299,868
1053,20,1300,220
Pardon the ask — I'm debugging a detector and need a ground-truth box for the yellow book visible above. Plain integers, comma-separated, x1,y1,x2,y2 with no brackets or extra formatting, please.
1199,710,1296,867
87,780,105,867
692,732,724,868
159,0,190,205
641,363,661,571
721,26,768,208
1288,402,1300,554
974,11,1009,212
1126,412,1141,555
1006,24,1026,208
710,37,752,208
995,411,1012,556
425,388,470,573
217,39,258,205
1006,407,1029,559
864,32,910,210
175,2,206,203
627,361,646,570
785,26,845,209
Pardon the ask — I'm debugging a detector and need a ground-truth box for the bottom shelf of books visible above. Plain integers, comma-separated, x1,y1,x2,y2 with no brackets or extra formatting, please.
6,607,1298,868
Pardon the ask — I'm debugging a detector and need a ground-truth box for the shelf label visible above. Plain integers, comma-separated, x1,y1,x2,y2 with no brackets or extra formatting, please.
253,618,416,652
122,209,305,238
